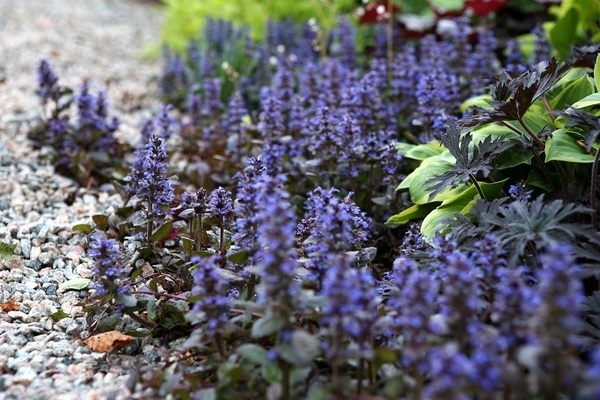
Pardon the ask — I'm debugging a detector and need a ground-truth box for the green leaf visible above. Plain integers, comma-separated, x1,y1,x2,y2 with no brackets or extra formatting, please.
386,203,438,227
116,294,138,308
217,361,243,386
228,250,251,265
545,128,595,163
403,141,444,160
460,94,493,112
277,330,319,366
72,224,93,235
421,180,506,238
375,347,399,364
0,242,15,260
193,389,216,400
549,74,595,110
290,367,312,387
522,103,552,134
548,7,579,60
150,221,173,242
527,168,553,191
400,156,464,204
123,330,152,338
50,309,69,322
396,142,415,154
261,362,281,383
181,237,194,256
98,313,121,331
58,278,90,292
494,148,533,169
571,93,600,109
595,54,600,91
237,344,268,364
251,312,287,338
92,214,109,231
429,0,464,12
146,300,157,321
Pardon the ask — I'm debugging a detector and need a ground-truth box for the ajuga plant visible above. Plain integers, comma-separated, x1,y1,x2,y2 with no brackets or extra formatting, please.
29,59,126,187
61,10,600,399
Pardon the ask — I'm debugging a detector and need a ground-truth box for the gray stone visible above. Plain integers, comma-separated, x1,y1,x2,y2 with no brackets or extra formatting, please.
20,238,31,259
26,259,43,271
43,281,59,296
7,311,27,321
30,246,41,261
38,252,55,267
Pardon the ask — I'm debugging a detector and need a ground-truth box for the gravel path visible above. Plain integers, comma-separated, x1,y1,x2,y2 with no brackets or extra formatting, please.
0,1,163,398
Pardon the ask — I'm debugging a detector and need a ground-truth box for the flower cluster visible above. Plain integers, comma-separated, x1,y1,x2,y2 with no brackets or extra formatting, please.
126,135,174,223
188,255,231,336
32,59,122,185
252,174,299,307
300,187,371,285
321,257,380,358
87,234,130,299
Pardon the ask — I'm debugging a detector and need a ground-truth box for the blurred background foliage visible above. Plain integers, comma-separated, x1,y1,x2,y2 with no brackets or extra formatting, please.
160,0,357,52
158,0,599,57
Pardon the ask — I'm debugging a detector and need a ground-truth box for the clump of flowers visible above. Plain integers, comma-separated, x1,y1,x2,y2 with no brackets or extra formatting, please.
87,234,131,305
30,59,125,186
58,11,600,400
125,135,175,242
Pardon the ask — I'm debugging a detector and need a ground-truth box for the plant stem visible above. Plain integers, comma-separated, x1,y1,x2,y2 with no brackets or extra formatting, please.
415,372,423,400
146,195,154,244
591,147,600,229
245,274,256,301
517,117,569,196
469,174,487,201
126,311,156,329
541,95,556,128
131,290,188,301
219,221,225,256
357,358,364,395
214,333,226,361
281,361,291,400
499,121,557,192
196,213,203,250
517,117,545,149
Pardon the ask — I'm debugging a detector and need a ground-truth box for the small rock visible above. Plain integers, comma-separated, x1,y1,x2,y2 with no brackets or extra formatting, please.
10,366,37,385
43,281,59,296
26,259,43,271
20,238,31,259
30,246,41,261
7,311,27,321
39,252,56,267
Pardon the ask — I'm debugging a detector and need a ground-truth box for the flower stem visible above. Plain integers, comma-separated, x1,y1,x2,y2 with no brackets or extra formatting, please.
215,332,227,361
281,361,291,400
357,358,365,395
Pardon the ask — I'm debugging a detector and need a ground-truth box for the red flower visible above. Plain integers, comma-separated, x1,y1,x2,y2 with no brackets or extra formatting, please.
358,1,401,25
465,0,506,17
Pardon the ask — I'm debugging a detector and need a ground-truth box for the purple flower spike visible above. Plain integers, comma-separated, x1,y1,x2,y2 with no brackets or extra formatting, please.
189,255,231,335
36,59,59,103
127,135,174,220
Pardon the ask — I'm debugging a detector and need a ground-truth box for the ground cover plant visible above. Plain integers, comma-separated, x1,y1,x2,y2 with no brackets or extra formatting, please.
28,2,600,399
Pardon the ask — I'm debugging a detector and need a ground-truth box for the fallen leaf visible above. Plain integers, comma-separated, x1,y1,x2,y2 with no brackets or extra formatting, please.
58,278,90,293
0,298,18,312
83,330,134,353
